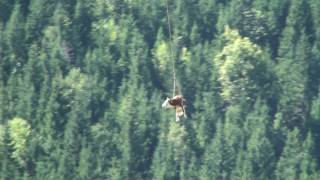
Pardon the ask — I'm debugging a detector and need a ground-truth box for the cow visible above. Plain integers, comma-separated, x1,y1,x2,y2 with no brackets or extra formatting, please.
162,95,187,122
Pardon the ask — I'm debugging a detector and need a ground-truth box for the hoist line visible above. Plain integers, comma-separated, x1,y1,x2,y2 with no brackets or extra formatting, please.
164,0,176,97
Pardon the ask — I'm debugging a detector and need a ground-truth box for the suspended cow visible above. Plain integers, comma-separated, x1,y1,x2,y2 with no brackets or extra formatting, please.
162,95,187,122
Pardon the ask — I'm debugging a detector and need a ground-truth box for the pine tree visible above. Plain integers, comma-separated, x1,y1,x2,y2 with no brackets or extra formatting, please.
6,73,23,120
90,118,121,179
179,149,199,180
193,91,220,149
57,68,91,179
230,0,269,44
197,0,218,41
117,82,159,179
254,0,290,56
77,140,94,180
25,0,55,42
0,0,13,23
131,0,163,46
239,99,276,179
1,0,320,179
276,130,319,180
0,82,5,123
275,2,313,130
309,0,320,98
201,104,244,180
0,150,21,180
152,28,173,90
299,132,318,180
200,120,225,180
3,3,26,72
275,128,302,180
151,121,183,180
276,32,311,130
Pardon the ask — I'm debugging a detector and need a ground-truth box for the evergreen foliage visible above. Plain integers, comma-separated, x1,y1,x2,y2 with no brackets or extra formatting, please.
0,0,320,179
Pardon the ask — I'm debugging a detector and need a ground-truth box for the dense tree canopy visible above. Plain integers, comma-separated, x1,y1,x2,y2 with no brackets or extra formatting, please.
1,0,320,179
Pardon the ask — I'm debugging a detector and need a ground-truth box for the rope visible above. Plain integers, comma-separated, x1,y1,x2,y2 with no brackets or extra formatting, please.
164,0,176,97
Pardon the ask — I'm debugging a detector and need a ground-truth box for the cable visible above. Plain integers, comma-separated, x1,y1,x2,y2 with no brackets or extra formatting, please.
164,0,176,97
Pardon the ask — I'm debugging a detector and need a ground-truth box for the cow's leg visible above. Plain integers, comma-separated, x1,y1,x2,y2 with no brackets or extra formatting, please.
179,104,186,118
176,111,180,122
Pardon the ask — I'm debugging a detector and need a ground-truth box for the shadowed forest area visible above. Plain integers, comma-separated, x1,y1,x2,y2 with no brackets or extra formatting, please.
1,0,320,179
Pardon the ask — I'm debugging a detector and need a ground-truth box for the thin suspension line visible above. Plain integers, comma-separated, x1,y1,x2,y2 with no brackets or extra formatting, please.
164,0,176,97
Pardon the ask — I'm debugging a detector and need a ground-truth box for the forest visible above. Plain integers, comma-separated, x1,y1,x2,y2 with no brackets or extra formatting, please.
1,0,320,179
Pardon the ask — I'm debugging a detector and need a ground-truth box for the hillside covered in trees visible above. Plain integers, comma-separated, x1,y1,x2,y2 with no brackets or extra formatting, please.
1,0,320,179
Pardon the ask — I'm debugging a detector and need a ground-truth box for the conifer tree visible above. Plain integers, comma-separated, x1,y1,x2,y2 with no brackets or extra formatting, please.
275,128,302,180
242,100,275,179
57,69,91,179
77,140,94,180
3,3,26,73
117,80,159,179
0,0,13,22
299,132,318,180
200,120,225,180
0,0,320,179
276,32,311,130
26,0,55,42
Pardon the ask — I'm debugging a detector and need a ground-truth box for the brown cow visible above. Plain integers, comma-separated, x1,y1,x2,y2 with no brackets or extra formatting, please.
162,95,187,122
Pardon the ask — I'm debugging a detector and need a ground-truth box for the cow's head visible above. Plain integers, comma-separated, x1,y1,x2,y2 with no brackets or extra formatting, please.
162,97,174,108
